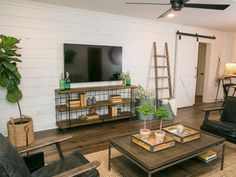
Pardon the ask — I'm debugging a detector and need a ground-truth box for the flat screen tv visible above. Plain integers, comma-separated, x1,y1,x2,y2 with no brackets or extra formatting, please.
64,44,122,83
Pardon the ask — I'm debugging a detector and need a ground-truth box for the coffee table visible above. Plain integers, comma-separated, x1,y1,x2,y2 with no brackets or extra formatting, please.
108,130,225,177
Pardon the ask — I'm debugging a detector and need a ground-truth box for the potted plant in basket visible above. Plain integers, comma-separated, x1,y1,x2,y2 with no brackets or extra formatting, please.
135,85,154,120
154,108,170,143
0,35,34,147
136,101,154,141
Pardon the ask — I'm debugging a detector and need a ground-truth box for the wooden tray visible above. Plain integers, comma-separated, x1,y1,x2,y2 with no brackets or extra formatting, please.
131,131,175,152
162,124,201,144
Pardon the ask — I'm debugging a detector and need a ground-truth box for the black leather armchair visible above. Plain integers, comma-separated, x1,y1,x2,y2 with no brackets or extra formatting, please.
0,133,100,177
201,97,236,142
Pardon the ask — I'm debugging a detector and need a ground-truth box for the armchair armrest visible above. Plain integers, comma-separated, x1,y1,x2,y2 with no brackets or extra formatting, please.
18,135,73,159
202,107,223,122
52,161,100,177
202,107,224,112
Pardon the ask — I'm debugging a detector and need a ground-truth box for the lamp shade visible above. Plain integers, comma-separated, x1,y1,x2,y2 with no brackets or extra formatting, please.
224,63,236,76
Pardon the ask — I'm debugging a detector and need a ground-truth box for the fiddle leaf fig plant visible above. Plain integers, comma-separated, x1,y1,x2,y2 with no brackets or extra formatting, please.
0,35,23,123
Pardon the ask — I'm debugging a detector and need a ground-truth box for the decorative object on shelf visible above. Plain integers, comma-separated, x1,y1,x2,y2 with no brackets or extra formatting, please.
136,101,155,141
59,73,65,91
80,93,87,106
92,96,96,105
154,107,170,143
109,94,122,103
89,107,96,114
162,124,201,144
87,97,93,106
109,106,118,117
79,115,86,121
87,113,99,120
120,71,131,86
131,131,175,152
67,99,80,108
0,35,34,147
64,72,71,90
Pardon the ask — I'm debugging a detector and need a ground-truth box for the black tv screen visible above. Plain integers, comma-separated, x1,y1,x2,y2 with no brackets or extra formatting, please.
64,44,122,83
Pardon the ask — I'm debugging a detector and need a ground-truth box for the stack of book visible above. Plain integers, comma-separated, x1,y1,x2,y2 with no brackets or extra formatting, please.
109,95,122,103
66,100,80,108
80,93,87,106
109,106,118,117
197,150,217,163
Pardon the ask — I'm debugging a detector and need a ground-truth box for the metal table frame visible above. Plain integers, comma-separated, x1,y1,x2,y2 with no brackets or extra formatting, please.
108,139,225,177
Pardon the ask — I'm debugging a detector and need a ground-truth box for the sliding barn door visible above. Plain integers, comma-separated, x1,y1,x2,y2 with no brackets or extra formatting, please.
175,36,199,108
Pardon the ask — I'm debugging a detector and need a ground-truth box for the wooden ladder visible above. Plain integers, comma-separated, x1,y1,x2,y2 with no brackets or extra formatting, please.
153,42,173,107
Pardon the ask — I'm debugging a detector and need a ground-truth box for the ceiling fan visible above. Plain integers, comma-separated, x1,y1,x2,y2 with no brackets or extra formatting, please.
126,0,230,18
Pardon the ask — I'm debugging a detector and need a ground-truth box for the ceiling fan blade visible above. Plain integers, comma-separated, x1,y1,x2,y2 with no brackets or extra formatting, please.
184,3,230,10
126,2,170,5
157,8,173,19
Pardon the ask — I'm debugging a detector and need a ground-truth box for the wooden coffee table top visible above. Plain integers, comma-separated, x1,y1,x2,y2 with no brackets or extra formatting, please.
110,131,225,171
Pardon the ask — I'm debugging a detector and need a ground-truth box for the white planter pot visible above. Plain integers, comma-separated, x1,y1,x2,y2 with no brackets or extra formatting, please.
155,130,165,144
140,128,151,141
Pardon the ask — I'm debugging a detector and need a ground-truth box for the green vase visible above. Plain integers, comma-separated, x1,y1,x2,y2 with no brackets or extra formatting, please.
59,73,65,91
126,75,131,86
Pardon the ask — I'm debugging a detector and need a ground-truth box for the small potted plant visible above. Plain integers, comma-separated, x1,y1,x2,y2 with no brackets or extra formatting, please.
154,108,170,143
136,101,154,141
135,85,154,120
120,71,131,86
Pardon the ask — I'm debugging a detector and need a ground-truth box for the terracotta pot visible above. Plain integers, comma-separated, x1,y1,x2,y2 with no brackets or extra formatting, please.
140,128,151,141
7,116,34,147
155,130,165,144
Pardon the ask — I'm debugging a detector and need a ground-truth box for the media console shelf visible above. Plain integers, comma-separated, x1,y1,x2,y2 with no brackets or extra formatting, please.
55,85,137,129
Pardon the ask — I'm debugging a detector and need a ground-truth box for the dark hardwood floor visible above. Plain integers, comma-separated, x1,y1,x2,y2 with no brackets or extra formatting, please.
30,101,222,163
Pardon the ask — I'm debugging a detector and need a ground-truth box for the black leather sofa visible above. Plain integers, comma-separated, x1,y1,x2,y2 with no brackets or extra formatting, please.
201,97,236,142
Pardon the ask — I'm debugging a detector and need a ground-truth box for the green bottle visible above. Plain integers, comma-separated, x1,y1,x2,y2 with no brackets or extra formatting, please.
59,73,65,91
126,72,131,86
65,72,71,90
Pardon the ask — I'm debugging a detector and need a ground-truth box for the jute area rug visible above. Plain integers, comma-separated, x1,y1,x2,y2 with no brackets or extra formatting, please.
85,142,236,177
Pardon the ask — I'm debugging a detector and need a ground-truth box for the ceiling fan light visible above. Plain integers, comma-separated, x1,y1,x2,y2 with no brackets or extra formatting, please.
167,13,175,17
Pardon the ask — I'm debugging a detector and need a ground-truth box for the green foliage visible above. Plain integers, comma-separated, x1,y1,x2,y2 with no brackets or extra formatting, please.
154,108,170,120
0,35,22,103
136,102,154,116
136,85,153,100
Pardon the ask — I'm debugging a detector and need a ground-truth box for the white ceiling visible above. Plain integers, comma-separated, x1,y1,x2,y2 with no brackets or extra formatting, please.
26,0,236,31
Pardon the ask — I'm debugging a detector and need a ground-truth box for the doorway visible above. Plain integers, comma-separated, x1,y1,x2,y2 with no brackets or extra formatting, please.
195,43,207,105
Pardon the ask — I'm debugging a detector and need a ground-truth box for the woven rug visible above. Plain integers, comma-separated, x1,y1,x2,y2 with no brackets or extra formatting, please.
85,142,236,177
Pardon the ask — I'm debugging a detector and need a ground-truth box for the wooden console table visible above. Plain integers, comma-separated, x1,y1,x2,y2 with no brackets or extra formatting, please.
55,85,136,129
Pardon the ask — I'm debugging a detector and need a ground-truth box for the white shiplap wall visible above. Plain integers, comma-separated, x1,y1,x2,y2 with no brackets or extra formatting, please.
0,0,234,135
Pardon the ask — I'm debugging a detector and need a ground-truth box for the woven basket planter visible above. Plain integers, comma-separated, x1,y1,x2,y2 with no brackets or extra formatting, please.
7,115,34,147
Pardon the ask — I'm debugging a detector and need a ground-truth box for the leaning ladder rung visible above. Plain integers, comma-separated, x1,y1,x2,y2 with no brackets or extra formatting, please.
160,97,171,100
155,66,169,68
157,76,170,79
156,87,171,90
154,55,167,58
